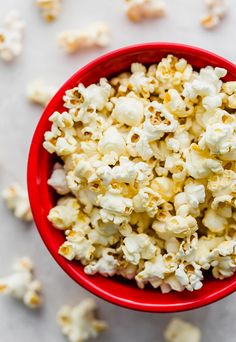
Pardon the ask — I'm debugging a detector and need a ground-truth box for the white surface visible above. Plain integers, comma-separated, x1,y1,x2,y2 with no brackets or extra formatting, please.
0,0,235,341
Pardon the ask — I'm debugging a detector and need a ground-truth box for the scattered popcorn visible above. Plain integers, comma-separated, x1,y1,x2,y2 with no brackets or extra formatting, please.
58,22,110,54
57,299,107,342
124,0,166,22
0,10,25,62
0,258,42,308
36,0,63,22
44,56,236,292
2,184,33,221
164,318,201,342
26,80,57,107
201,0,228,29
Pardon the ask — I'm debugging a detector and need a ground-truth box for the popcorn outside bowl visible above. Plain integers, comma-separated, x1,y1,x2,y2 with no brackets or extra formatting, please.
27,43,236,312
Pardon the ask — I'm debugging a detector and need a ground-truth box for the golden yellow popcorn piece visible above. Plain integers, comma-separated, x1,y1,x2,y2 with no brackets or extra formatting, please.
0,258,42,309
36,0,62,22
125,0,166,22
2,184,33,221
57,299,107,342
164,318,201,342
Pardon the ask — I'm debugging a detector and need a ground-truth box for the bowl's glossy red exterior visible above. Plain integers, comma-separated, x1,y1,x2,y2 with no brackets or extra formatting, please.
27,43,236,312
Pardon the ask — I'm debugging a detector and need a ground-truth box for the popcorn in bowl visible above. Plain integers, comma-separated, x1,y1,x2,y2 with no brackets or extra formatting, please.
44,54,236,293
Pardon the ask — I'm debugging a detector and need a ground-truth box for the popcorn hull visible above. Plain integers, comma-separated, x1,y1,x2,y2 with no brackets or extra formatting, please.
28,42,236,312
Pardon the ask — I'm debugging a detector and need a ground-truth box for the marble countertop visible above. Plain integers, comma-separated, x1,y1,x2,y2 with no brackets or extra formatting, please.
0,0,235,341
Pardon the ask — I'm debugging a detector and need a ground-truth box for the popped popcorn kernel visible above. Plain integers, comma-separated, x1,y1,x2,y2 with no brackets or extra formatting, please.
2,184,33,221
36,0,62,22
27,80,57,107
201,0,227,29
58,22,110,54
0,258,42,309
0,10,25,62
164,318,201,342
57,299,107,342
124,0,166,22
43,55,236,292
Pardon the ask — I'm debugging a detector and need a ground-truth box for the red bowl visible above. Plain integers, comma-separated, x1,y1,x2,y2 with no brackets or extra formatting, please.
27,43,236,312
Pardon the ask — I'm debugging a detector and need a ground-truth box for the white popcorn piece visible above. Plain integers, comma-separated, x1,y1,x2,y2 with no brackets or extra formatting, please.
58,22,110,53
201,0,228,29
84,248,118,276
122,233,156,265
0,258,42,309
174,182,205,217
165,215,198,238
112,96,144,126
48,163,70,195
2,184,33,222
47,197,79,229
198,123,236,156
133,186,164,217
59,230,95,262
126,127,154,160
185,144,223,179
203,208,228,233
175,261,203,291
36,0,62,22
144,102,178,141
125,0,166,22
26,80,57,107
98,126,126,156
164,318,201,342
0,10,25,62
57,299,107,342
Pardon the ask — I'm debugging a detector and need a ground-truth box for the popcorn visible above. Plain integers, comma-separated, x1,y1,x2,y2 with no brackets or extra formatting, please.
0,258,42,309
201,0,228,29
198,123,236,156
57,299,107,342
112,96,144,126
0,10,25,62
133,186,164,217
58,22,110,53
98,126,126,156
47,197,79,229
164,318,201,342
43,55,236,292
185,144,223,179
2,184,33,221
122,233,156,265
36,0,62,22
48,163,70,195
26,80,56,107
124,0,166,22
143,102,178,141
84,248,118,276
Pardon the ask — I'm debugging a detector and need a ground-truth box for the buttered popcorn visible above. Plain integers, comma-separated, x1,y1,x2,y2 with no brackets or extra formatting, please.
164,318,201,342
58,22,110,54
124,0,166,22
0,10,25,62
0,258,42,308
44,55,236,293
26,80,57,107
36,0,63,22
57,299,107,342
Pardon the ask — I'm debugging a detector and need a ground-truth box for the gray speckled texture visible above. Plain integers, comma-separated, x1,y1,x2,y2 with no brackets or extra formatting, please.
0,0,235,341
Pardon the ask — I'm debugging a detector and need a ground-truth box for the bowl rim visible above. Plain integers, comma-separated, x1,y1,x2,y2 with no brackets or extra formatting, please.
27,42,236,313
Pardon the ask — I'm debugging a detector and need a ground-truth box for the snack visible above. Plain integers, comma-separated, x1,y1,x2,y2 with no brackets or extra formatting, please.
44,55,236,293
201,0,227,29
164,318,201,342
27,80,56,107
57,299,107,342
2,184,33,222
57,22,110,54
36,0,63,22
124,0,166,22
0,257,42,308
0,10,25,62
